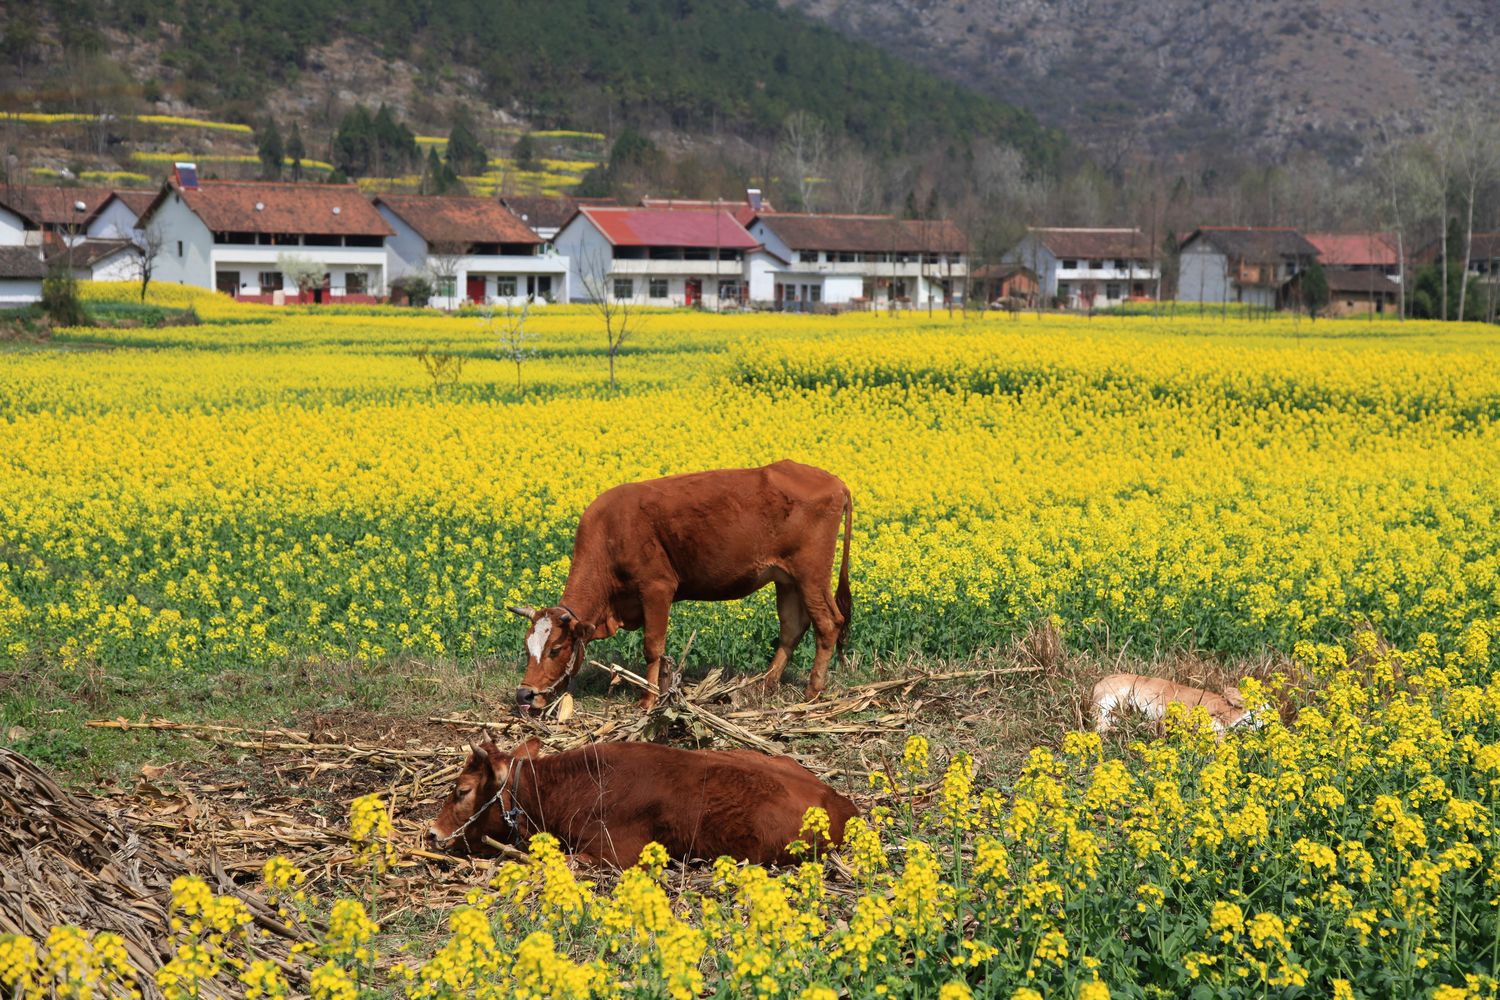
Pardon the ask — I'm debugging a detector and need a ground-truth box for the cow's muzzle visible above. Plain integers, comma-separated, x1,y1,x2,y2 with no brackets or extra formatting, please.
515,687,541,715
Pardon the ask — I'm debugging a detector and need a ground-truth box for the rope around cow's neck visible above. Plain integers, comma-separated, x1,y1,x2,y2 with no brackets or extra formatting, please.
532,616,589,705
435,761,531,848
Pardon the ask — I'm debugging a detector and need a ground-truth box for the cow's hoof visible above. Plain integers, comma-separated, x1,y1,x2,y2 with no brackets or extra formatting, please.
801,685,824,703
638,694,659,711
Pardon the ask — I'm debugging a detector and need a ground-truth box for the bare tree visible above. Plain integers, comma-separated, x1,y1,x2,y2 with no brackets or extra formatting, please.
778,111,829,213
576,249,639,391
1449,102,1499,322
128,224,164,303
426,240,466,309
485,299,535,396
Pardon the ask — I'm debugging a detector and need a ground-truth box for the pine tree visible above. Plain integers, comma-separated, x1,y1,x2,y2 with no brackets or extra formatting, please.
512,131,536,171
446,108,489,176
422,147,460,195
257,119,284,180
286,122,306,182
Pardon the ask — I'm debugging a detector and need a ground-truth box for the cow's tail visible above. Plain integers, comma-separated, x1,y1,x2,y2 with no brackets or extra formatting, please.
836,489,853,661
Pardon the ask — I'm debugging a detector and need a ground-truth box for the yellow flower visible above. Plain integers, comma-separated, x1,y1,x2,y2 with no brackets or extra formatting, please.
349,793,398,873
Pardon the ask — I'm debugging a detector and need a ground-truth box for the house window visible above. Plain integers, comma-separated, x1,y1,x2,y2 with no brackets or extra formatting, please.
799,250,818,263
838,252,858,263
648,278,669,298
496,276,517,297
176,241,183,258
345,271,369,295
1057,281,1070,298
1088,259,1103,269
258,271,282,294
1105,283,1121,300
437,277,457,298
807,285,822,303
718,280,741,301
1060,259,1077,270
614,277,634,300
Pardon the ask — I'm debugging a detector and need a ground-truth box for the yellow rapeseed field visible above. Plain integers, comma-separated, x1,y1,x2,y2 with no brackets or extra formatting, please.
3,284,1500,997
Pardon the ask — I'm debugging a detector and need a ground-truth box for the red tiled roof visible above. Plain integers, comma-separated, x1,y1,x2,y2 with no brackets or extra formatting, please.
375,194,540,246
499,195,580,232
109,190,158,217
641,196,771,227
1030,228,1151,259
577,206,758,249
145,180,393,237
1,186,114,227
1304,232,1400,267
757,213,968,254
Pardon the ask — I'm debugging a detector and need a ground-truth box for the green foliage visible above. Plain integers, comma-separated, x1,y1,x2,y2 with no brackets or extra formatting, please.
286,121,307,181
41,261,86,327
446,108,489,175
511,130,536,171
1408,262,1486,322
1299,260,1329,320
256,118,284,180
420,147,461,195
332,103,418,178
75,0,1064,168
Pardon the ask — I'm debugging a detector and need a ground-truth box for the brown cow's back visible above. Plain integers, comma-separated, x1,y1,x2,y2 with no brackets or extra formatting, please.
576,461,847,603
513,742,857,867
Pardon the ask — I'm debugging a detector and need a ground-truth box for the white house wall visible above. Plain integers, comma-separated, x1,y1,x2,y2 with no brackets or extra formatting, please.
1178,244,1231,303
88,200,141,241
0,208,29,247
554,215,615,303
147,192,215,289
0,278,42,305
376,205,429,281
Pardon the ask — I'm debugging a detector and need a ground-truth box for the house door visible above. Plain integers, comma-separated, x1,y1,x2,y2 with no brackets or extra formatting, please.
685,278,702,306
466,276,487,303
215,271,240,296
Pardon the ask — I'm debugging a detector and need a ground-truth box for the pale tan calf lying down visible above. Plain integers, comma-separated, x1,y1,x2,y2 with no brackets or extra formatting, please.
1091,672,1264,735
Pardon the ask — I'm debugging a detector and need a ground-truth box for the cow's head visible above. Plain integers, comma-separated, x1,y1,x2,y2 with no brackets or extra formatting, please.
427,737,542,855
508,605,595,714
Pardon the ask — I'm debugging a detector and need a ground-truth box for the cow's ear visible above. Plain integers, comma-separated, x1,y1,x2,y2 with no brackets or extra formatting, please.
511,737,544,762
483,744,511,785
507,605,538,621
569,619,595,641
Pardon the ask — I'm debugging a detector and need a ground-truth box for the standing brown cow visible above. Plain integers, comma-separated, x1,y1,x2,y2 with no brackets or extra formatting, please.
427,738,858,867
508,461,852,713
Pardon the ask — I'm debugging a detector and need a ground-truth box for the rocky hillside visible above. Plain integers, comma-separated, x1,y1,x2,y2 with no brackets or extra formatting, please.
783,0,1500,162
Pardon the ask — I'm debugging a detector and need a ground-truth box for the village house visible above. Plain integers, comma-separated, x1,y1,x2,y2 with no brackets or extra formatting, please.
1002,228,1158,309
1304,232,1403,282
0,187,96,246
0,199,36,246
554,204,775,307
89,190,157,241
1288,265,1401,317
375,194,568,308
499,195,583,243
138,166,392,303
48,239,139,283
969,263,1039,307
746,211,968,310
0,246,46,306
1177,227,1319,308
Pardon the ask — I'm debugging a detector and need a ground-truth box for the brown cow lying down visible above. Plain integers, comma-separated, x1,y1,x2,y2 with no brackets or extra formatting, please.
428,738,858,868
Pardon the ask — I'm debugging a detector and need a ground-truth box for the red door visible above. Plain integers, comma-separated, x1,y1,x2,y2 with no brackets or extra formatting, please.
685,278,702,307
466,276,487,303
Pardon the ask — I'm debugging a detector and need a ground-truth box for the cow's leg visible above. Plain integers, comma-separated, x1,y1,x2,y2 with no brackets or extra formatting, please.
639,586,674,711
800,585,841,701
763,581,811,694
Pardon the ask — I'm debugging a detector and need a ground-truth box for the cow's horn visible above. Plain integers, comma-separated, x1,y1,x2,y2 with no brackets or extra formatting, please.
506,605,537,620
